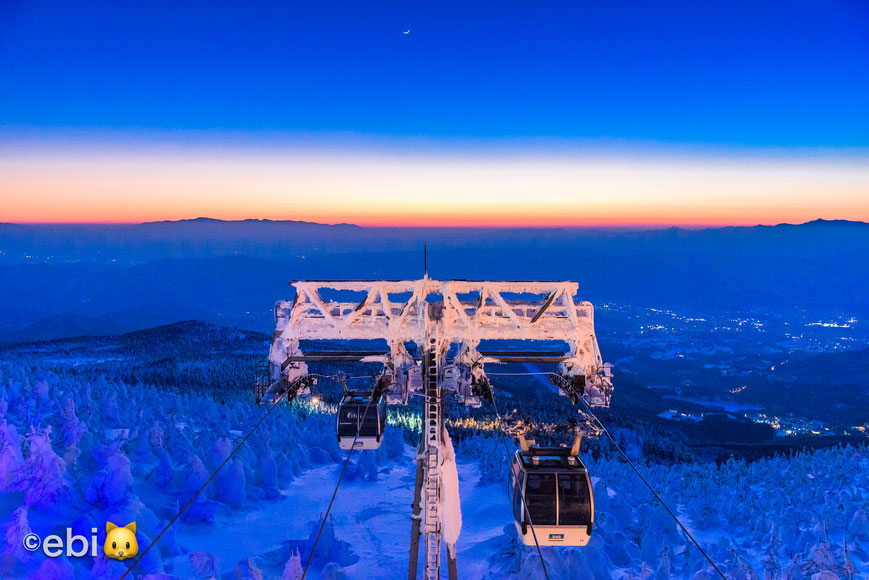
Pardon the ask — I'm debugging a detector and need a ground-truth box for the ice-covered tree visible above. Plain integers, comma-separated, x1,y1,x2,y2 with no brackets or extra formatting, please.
3,506,32,565
259,447,279,499
30,556,75,580
282,549,303,580
780,555,805,580
655,544,672,580
216,457,246,505
189,550,221,579
184,454,210,499
0,420,24,491
85,449,134,509
321,562,348,580
210,437,232,469
847,509,867,540
232,557,264,579
806,541,837,574
13,426,68,507
58,396,85,467
153,450,175,489
762,537,780,580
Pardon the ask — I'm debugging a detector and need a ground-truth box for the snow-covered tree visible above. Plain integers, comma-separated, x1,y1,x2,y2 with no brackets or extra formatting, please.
216,456,244,505
189,550,221,579
30,556,75,580
85,449,134,509
3,506,31,564
232,557,264,579
13,426,68,507
762,537,780,580
655,544,672,580
282,549,303,580
0,420,24,491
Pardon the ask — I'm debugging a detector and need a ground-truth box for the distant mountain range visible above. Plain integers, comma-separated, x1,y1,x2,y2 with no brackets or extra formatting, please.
0,218,866,342
1,217,867,264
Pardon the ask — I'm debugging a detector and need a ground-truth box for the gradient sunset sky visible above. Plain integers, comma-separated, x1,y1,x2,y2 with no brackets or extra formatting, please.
2,0,868,226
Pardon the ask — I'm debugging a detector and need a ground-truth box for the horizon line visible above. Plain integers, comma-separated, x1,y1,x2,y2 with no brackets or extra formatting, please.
5,217,862,229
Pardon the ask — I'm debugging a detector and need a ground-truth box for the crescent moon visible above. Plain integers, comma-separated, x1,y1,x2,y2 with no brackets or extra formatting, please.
403,29,411,35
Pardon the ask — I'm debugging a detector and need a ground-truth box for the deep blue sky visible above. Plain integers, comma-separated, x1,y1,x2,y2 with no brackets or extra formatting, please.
1,0,868,147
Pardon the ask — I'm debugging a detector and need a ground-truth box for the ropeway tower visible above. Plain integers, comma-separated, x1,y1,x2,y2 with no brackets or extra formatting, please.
261,277,613,580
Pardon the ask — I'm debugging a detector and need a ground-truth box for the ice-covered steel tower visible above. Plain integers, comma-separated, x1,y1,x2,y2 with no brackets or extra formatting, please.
263,277,613,580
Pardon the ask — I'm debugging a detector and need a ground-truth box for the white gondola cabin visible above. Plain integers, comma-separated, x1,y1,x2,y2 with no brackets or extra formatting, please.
508,447,594,546
336,392,388,450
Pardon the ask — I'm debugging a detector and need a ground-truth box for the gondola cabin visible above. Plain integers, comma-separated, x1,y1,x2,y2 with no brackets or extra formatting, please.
508,447,594,546
336,392,388,450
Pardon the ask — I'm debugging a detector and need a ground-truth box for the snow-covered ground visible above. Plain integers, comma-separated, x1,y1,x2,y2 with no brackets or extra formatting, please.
169,455,417,578
166,445,516,579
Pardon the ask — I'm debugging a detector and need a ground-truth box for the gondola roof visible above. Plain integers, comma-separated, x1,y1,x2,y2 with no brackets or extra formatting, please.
341,391,382,404
516,449,589,471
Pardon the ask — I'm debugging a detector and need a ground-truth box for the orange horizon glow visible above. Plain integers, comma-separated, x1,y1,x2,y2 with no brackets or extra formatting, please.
5,215,854,228
2,144,867,227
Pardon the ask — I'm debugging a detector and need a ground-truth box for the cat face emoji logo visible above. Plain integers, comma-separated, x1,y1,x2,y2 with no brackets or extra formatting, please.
104,521,138,560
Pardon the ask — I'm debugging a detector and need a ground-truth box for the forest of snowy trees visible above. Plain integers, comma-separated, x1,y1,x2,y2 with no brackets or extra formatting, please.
0,349,866,578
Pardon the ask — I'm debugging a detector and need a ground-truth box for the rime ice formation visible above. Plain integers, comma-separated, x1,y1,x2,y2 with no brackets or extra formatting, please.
439,429,462,553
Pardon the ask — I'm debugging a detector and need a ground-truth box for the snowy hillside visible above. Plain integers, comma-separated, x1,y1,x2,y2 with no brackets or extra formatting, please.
0,321,866,579
1,358,866,579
